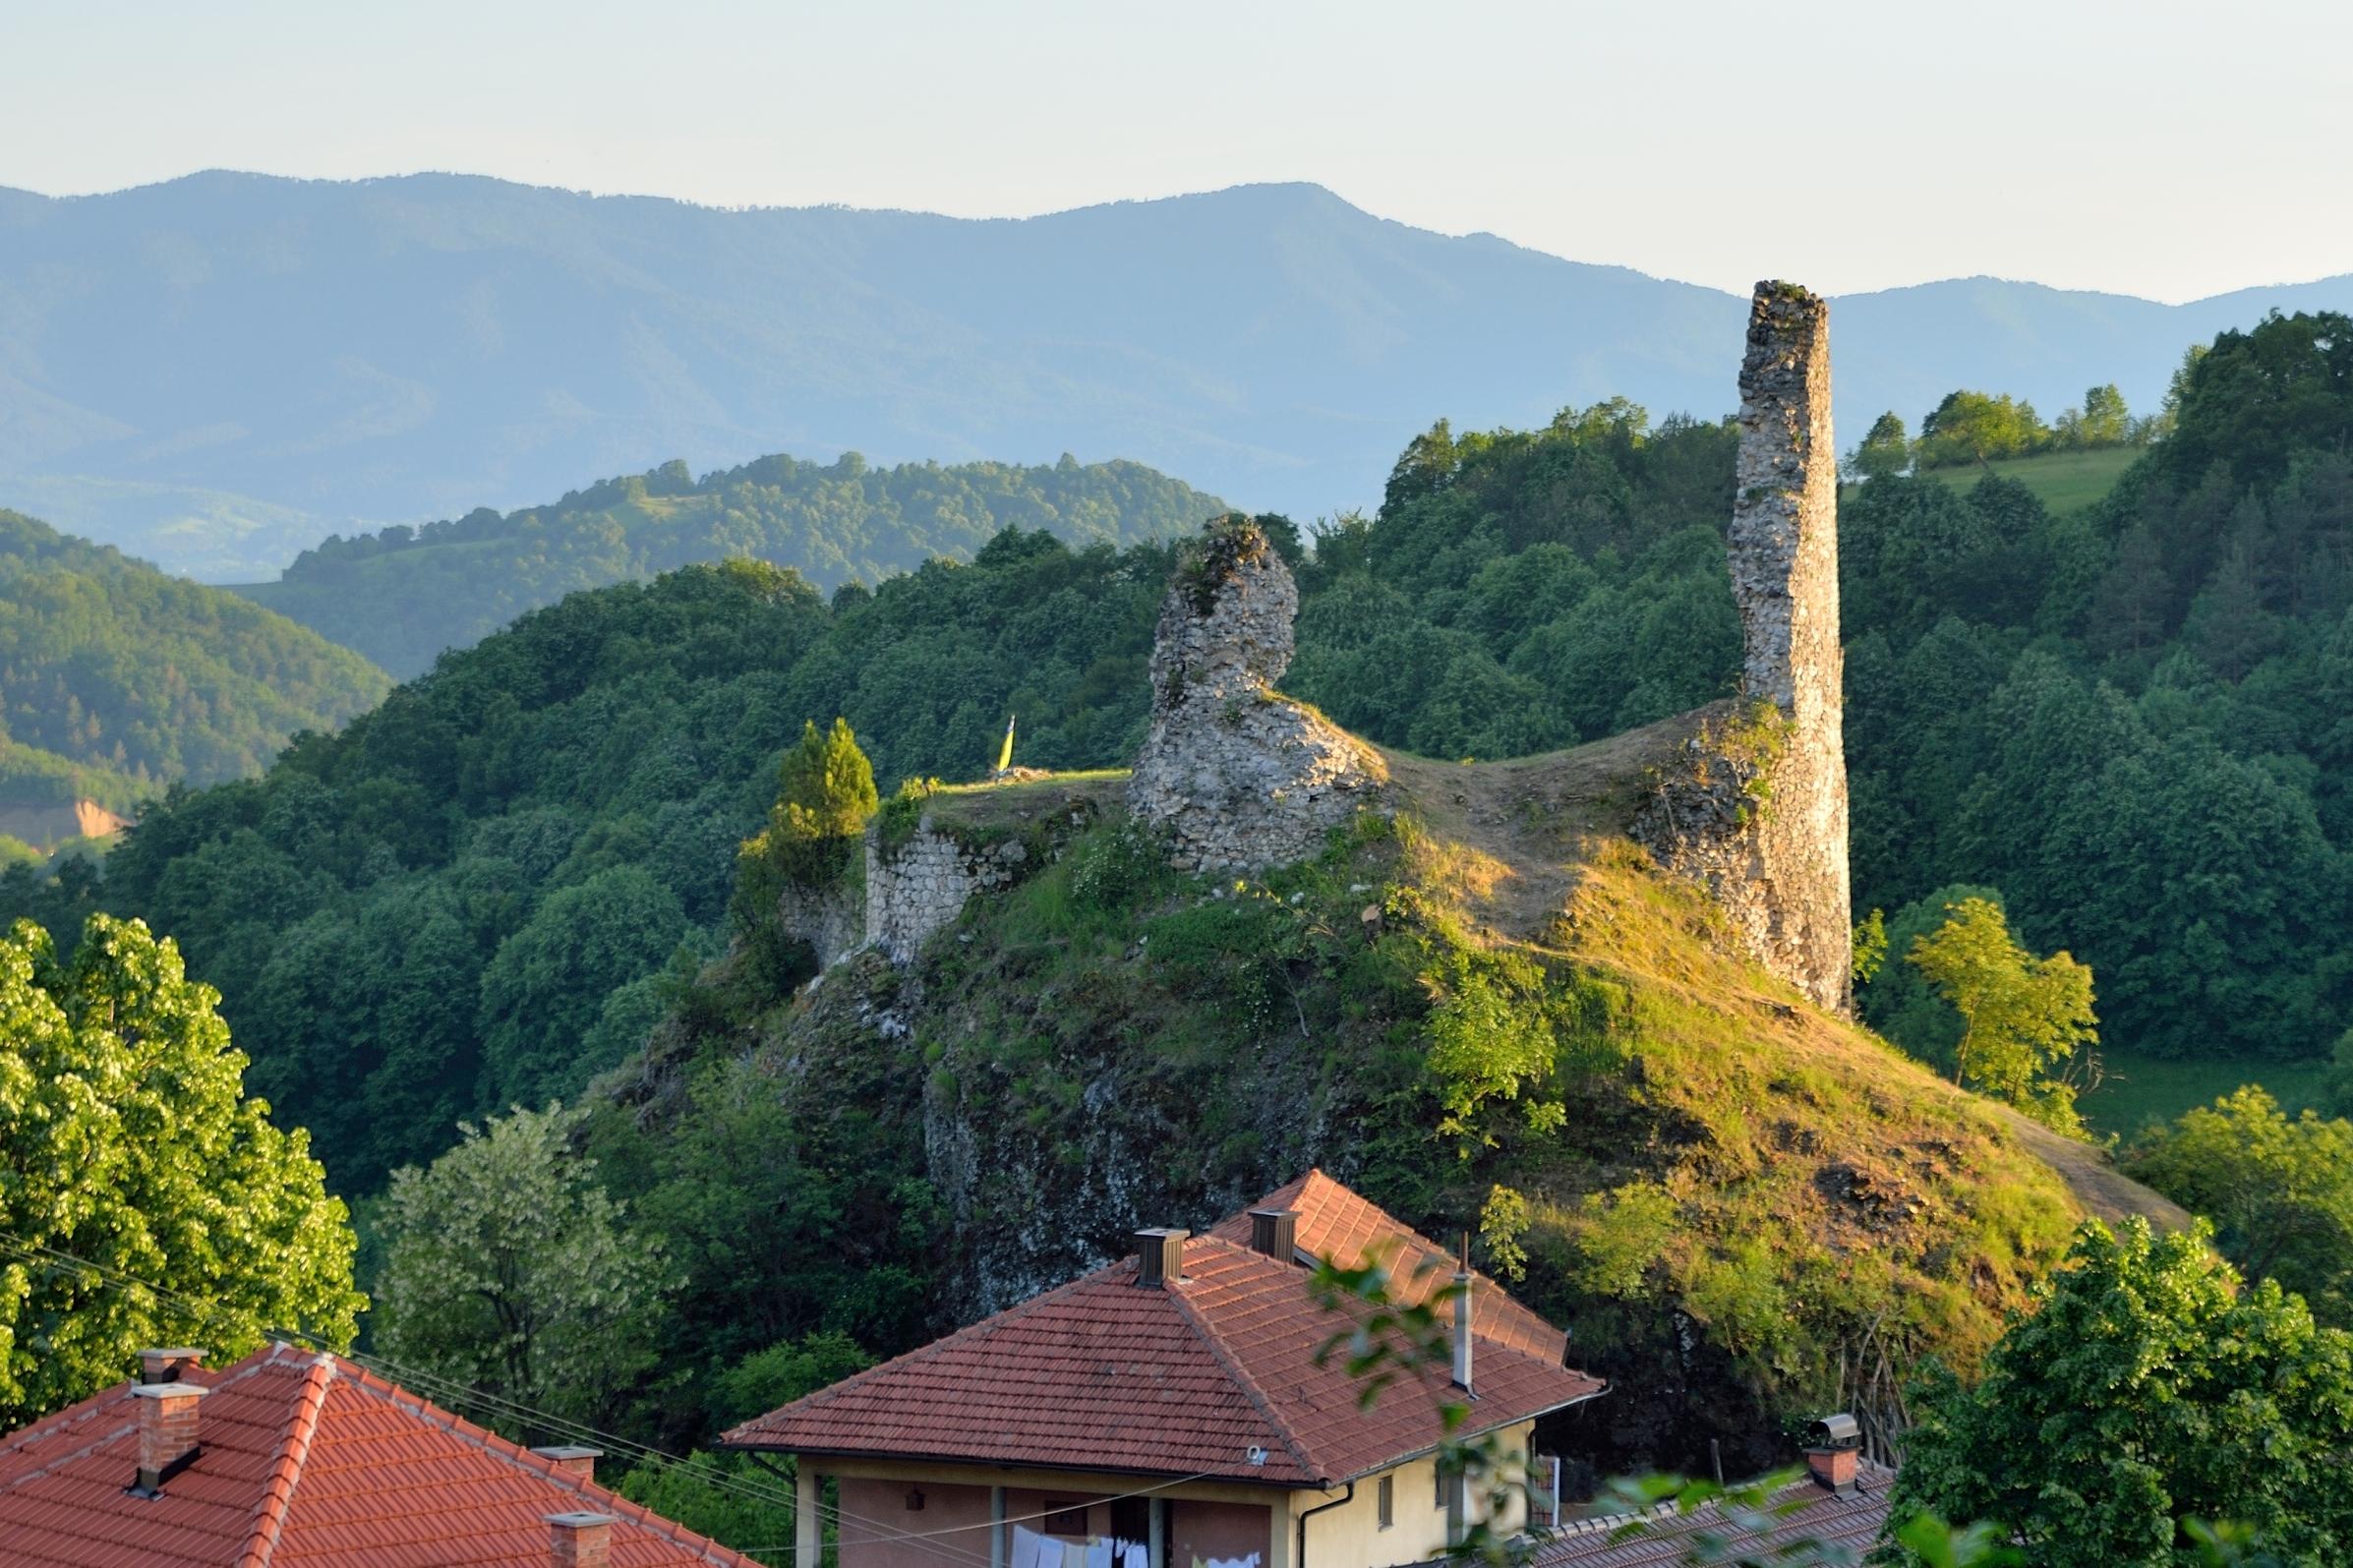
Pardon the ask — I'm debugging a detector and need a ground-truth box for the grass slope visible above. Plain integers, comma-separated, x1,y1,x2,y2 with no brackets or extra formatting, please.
1916,447,2140,514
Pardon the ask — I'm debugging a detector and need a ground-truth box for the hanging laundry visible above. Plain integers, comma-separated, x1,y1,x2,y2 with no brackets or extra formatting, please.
1087,1538,1114,1568
1014,1526,1047,1568
1062,1540,1088,1568
1122,1542,1149,1568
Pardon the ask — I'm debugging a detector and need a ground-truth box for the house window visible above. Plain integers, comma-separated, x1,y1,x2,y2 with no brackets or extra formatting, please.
1044,1502,1089,1537
1377,1474,1394,1529
1436,1458,1449,1509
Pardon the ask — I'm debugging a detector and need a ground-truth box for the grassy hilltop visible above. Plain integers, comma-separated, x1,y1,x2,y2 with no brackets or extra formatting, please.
609,713,2181,1474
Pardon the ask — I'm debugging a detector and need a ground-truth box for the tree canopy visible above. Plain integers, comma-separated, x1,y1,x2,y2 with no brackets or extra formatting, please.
375,1102,671,1428
1885,1219,2353,1567
0,913,361,1424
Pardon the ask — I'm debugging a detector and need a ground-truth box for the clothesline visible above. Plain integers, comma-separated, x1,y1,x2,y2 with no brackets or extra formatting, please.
1005,1525,1258,1568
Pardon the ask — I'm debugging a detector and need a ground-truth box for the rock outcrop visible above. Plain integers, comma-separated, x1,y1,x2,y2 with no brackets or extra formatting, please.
1634,282,1853,1012
1127,518,1385,871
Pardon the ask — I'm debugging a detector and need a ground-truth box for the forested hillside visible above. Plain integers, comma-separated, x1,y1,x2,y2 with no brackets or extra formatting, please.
232,451,1224,675
11,307,2339,1205
0,508,388,824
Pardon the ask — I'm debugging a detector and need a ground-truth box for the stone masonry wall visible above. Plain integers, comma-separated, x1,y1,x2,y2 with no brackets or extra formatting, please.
864,821,1031,963
1635,282,1853,1012
1127,519,1384,872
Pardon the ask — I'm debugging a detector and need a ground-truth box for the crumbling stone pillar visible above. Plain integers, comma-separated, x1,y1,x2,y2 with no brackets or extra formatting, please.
1636,283,1853,1012
1128,517,1383,872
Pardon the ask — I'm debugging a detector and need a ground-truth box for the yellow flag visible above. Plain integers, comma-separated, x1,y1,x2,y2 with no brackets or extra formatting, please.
995,714,1016,774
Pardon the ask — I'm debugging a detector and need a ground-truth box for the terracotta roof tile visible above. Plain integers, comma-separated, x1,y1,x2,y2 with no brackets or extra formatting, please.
0,1343,765,1566
1209,1170,1567,1365
1528,1463,1897,1567
725,1172,1605,1484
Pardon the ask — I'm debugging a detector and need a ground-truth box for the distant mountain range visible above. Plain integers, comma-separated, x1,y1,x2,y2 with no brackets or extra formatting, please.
3,171,2350,581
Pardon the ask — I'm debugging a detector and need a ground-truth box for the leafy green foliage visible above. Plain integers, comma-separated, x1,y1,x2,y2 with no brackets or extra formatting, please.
0,508,387,796
1884,1220,2353,1567
2125,1088,2353,1327
245,451,1224,675
0,914,362,1424
1915,391,2054,469
612,1451,794,1566
80,538,1174,1191
1904,897,2096,1133
375,1103,672,1430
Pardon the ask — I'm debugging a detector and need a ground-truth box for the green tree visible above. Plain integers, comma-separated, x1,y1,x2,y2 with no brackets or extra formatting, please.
1850,411,1912,482
1906,897,2095,1132
375,1102,671,1427
2125,1088,2353,1328
1883,1219,2353,1567
0,914,362,1423
741,718,879,890
1915,391,2051,469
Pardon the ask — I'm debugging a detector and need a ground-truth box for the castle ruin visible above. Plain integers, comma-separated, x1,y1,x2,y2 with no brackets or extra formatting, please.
1126,518,1385,872
1633,282,1853,1011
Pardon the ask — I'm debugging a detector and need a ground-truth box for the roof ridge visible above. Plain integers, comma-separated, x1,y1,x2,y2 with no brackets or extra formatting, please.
236,1349,335,1568
1164,1242,1324,1484
725,1259,1129,1440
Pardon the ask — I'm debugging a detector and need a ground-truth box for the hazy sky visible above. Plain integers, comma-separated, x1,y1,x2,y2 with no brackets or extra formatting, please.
9,0,2348,302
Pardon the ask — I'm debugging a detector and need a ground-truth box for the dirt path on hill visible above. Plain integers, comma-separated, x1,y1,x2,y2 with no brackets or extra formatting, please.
1375,705,1718,942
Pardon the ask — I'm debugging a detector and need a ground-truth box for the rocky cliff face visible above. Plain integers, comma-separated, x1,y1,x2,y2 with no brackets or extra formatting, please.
1127,518,1386,872
1634,282,1853,1012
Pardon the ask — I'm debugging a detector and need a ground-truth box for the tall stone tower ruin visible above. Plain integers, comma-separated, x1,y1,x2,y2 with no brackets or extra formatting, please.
1636,282,1853,1012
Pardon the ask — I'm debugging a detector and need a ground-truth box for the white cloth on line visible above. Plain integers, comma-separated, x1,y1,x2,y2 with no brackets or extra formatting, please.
1122,1544,1148,1568
1087,1539,1113,1568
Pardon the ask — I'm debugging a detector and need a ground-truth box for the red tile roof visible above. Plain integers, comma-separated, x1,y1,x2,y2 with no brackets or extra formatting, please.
1206,1170,1568,1366
0,1342,765,1567
1528,1463,1897,1567
723,1173,1604,1485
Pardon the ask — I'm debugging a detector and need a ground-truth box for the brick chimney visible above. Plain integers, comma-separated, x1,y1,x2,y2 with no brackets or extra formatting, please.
1248,1208,1298,1261
1134,1228,1187,1288
1803,1445,1858,1493
128,1377,209,1495
138,1347,205,1384
533,1445,603,1482
548,1511,618,1568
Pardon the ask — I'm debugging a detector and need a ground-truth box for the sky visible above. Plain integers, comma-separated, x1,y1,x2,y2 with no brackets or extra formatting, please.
8,0,2350,303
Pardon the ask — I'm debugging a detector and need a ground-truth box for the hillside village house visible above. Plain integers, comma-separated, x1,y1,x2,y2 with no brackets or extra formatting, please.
724,1172,1606,1568
0,1342,763,1567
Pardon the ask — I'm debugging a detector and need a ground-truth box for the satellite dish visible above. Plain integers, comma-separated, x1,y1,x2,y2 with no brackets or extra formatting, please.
1246,1446,1268,1467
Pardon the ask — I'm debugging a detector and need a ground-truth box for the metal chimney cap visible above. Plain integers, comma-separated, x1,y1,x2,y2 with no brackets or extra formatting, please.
1804,1413,1861,1450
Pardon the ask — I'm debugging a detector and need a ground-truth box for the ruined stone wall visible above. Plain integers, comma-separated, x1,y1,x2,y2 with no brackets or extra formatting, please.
1127,519,1384,872
1635,282,1853,1012
775,880,863,971
864,821,1032,963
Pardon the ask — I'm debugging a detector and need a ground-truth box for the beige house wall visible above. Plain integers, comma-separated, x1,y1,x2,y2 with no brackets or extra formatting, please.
796,1423,1536,1568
